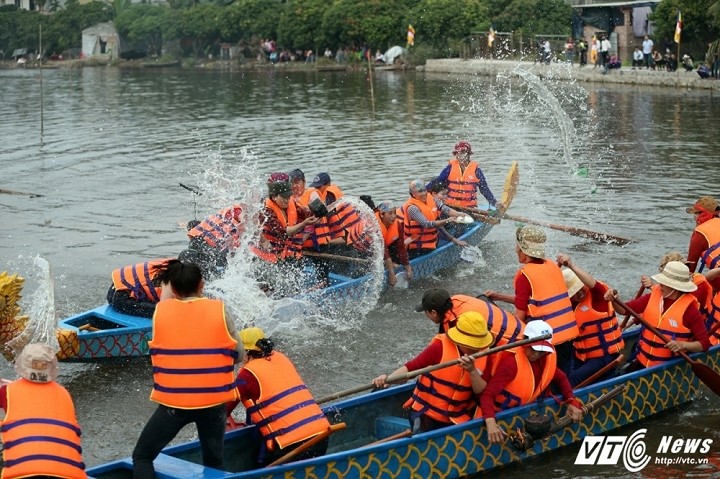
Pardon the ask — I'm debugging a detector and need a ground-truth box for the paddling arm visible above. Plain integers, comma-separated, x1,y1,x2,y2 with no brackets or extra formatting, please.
384,258,397,286
557,254,597,289
459,355,486,394
666,340,703,354
373,366,409,388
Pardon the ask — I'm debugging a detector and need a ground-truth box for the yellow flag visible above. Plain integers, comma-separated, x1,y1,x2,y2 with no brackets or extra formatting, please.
674,11,682,43
407,24,415,47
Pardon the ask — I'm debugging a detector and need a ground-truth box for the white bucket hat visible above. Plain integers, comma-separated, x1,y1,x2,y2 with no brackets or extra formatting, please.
651,261,697,292
524,320,554,353
562,269,584,297
14,343,58,383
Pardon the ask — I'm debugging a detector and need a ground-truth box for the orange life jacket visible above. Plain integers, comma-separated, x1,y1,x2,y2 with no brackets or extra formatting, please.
445,159,481,208
149,298,239,409
707,290,720,346
328,201,362,241
572,283,625,361
376,211,400,247
294,188,313,208
695,217,720,273
241,351,330,451
111,259,171,302
259,198,302,260
403,335,485,424
692,273,713,320
516,261,578,345
444,295,524,345
401,196,439,251
1,380,86,479
304,185,344,248
188,205,244,251
490,347,557,411
636,285,696,368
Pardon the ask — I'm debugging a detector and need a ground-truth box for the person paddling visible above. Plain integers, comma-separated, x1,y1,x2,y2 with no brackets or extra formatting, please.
226,327,332,466
181,204,245,278
373,311,494,433
557,253,624,386
414,287,524,344
485,226,578,372
686,196,720,275
477,320,583,444
607,261,710,374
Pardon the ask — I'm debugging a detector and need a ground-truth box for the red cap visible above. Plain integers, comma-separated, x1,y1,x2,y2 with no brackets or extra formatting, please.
453,141,473,155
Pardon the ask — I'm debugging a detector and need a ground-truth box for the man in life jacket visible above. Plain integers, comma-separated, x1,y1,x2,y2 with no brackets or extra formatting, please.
686,196,720,279
608,261,710,374
414,288,524,345
107,258,173,318
557,253,624,386
181,203,245,278
289,168,313,205
227,327,332,466
432,141,504,211
373,311,495,433
477,320,583,444
373,200,412,287
485,226,578,371
0,343,87,479
401,179,467,259
132,260,243,478
640,252,713,331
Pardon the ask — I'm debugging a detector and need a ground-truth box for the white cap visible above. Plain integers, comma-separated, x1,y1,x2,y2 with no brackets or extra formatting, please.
524,320,554,353
14,343,58,383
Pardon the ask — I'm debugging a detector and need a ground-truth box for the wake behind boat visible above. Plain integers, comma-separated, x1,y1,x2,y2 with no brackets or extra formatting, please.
85,329,720,478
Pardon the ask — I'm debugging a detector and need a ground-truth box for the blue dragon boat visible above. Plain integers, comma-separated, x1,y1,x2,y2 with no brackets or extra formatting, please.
51,163,519,362
85,330,720,478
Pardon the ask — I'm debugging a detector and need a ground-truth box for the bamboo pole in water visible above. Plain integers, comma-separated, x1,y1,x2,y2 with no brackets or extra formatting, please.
39,24,44,139
368,52,375,115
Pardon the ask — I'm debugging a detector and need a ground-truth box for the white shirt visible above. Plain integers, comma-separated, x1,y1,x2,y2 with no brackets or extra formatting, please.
601,39,611,53
634,50,644,61
642,38,653,54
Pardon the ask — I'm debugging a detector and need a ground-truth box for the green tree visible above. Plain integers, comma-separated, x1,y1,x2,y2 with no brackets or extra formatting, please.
407,0,487,48
652,0,719,58
220,0,282,43
176,3,224,56
491,0,571,37
43,1,113,53
276,0,327,50
115,4,168,56
321,0,409,50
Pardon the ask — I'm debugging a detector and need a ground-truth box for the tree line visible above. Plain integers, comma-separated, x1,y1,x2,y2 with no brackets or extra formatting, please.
0,0,718,63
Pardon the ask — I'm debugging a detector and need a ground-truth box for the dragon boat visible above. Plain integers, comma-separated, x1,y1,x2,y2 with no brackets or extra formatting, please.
0,163,519,362
85,329,720,478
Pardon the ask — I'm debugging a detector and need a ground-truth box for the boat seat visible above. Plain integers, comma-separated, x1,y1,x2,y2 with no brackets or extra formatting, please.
375,416,409,440
153,453,229,479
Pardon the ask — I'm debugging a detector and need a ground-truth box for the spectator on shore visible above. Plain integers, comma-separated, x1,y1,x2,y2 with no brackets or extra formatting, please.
667,53,678,72
324,47,332,59
633,47,644,68
698,63,711,79
682,54,694,72
543,38,552,64
652,50,664,70
564,38,575,64
375,49,385,63
305,50,315,63
590,35,598,67
712,51,720,79
599,35,611,72
608,54,621,70
642,35,654,69
578,38,588,66
335,48,347,63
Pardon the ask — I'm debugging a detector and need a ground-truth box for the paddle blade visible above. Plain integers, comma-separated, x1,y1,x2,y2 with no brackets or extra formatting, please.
690,360,720,398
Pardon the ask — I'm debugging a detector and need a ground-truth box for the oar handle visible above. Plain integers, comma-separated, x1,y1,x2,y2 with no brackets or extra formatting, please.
316,333,551,404
302,250,372,265
619,285,646,329
612,295,695,363
267,422,346,467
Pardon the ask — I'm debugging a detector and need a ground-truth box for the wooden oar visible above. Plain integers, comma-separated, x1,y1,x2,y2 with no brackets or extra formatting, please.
612,296,720,398
302,250,372,265
362,429,412,448
619,285,646,330
267,422,346,467
0,188,43,198
709,320,720,338
502,213,633,246
452,206,500,225
316,333,551,404
510,383,626,451
574,354,625,389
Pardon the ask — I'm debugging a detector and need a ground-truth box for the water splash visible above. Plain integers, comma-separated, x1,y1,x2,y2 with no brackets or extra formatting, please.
6,256,59,358
187,149,385,343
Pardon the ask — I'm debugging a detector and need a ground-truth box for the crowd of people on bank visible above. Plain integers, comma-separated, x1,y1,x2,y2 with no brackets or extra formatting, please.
259,38,393,65
4,136,720,477
540,33,720,79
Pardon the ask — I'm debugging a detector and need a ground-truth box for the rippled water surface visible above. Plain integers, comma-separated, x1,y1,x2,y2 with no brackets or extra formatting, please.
1,65,719,475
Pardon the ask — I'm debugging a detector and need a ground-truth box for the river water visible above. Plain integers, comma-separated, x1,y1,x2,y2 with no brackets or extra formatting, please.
1,65,719,477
